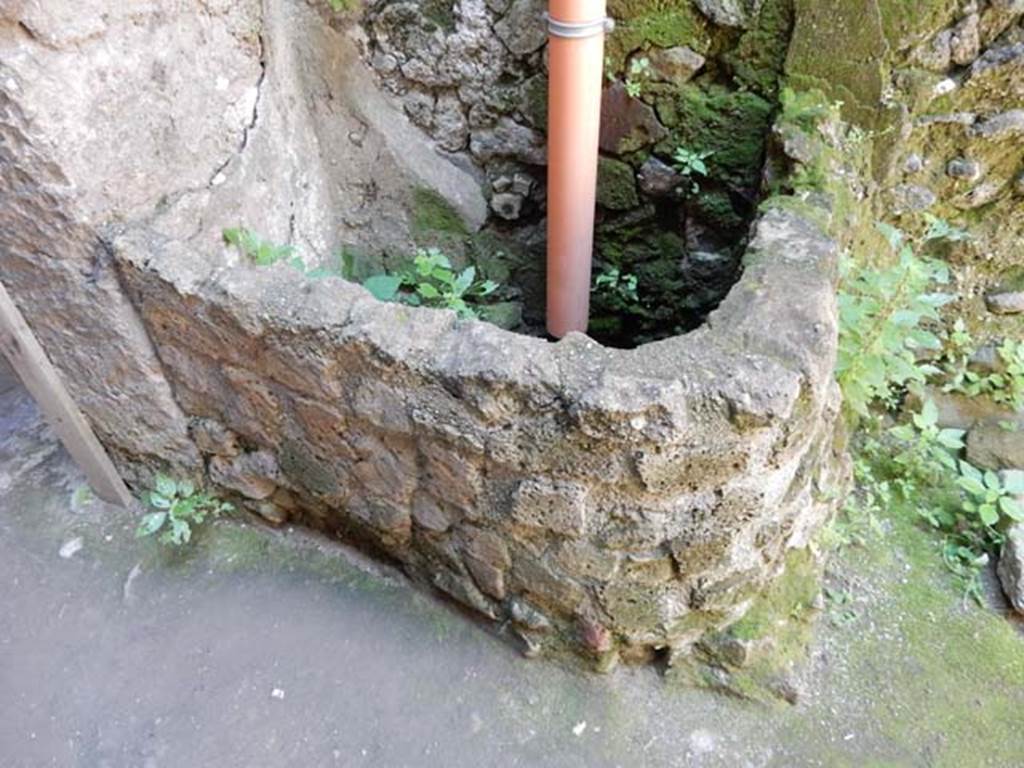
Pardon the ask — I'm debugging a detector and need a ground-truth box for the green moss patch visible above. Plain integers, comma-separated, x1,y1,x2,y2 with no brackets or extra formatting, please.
411,187,469,237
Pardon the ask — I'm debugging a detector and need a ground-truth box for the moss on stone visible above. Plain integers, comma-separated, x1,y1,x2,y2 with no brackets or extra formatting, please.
666,547,822,703
597,157,641,210
834,507,1024,765
785,0,890,129
411,186,469,237
875,0,959,51
724,0,795,97
658,83,773,191
605,0,712,70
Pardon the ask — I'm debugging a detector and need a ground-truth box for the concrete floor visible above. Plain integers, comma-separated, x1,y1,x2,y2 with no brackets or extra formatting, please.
2,359,1023,768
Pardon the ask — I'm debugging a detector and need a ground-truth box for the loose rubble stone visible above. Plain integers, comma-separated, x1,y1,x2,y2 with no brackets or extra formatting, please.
637,156,684,197
916,29,953,71
643,46,706,85
998,523,1024,615
209,451,280,501
985,291,1024,315
470,118,547,164
946,157,982,180
890,184,937,213
190,419,240,457
970,110,1024,138
950,13,981,66
490,192,524,220
599,82,669,154
693,0,765,28
966,420,1024,470
494,0,546,55
512,478,589,537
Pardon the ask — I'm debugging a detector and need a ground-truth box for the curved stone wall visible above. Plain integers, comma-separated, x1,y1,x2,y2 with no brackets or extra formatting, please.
1,0,845,670
112,201,843,664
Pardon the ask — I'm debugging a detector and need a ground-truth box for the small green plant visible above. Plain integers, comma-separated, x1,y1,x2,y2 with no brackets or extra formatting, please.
823,586,858,627
137,475,233,546
363,248,498,319
327,0,350,10
624,57,652,98
922,213,971,244
672,147,714,193
956,463,1024,529
945,337,1024,411
836,225,951,418
592,267,648,318
223,227,299,267
887,399,965,497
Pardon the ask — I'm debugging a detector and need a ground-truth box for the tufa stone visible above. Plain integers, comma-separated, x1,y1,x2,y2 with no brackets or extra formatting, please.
997,522,1024,614
599,82,668,154
642,46,706,86
209,451,280,501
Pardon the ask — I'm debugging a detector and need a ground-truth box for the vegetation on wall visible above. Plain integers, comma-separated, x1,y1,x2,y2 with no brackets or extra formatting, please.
137,475,233,547
836,220,1023,603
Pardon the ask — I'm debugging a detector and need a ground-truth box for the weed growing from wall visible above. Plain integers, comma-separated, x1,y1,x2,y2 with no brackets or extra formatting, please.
137,475,233,546
836,218,1022,603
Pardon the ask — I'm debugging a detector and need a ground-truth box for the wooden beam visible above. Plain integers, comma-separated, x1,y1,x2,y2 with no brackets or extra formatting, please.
0,280,133,507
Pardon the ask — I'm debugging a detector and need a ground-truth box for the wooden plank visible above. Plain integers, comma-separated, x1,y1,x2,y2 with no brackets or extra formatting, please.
0,280,133,507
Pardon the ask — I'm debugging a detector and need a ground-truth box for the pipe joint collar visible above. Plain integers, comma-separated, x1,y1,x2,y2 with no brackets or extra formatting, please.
544,13,615,39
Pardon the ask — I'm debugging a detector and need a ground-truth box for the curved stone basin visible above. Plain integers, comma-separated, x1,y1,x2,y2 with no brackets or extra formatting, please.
113,202,843,665
1,0,844,669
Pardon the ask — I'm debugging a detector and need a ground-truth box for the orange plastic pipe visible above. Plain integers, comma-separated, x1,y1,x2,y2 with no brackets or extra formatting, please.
546,0,608,338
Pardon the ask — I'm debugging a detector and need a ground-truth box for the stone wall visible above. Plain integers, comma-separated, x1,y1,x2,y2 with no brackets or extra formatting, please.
1,0,847,672
362,0,797,339
112,201,843,666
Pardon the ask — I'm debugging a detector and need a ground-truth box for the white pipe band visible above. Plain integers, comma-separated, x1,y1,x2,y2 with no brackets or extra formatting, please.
544,13,615,39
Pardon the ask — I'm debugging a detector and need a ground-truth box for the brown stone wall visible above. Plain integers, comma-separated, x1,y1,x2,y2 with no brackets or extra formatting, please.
112,204,844,665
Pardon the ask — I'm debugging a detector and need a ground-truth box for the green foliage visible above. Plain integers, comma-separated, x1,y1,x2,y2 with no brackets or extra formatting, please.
887,399,965,497
833,215,1024,603
671,146,714,194
137,475,233,546
624,57,652,98
836,226,951,418
944,332,1024,412
956,463,1024,529
922,212,970,244
327,0,349,10
592,267,648,319
223,227,298,267
363,248,498,319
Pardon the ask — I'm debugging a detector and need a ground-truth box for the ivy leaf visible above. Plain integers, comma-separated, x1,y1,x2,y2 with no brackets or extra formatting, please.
1001,496,1024,521
453,267,476,297
979,503,999,527
169,518,191,545
136,512,167,538
149,491,173,509
1003,471,1024,495
363,275,402,302
417,282,440,299
155,474,177,498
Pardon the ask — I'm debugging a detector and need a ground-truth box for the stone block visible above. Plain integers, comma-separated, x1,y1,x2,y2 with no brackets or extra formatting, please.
511,478,589,537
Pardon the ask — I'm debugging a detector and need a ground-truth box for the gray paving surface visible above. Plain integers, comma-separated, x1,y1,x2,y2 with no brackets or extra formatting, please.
2,359,1021,767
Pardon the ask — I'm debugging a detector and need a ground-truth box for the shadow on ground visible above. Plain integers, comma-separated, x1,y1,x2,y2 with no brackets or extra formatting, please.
1,360,1022,767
